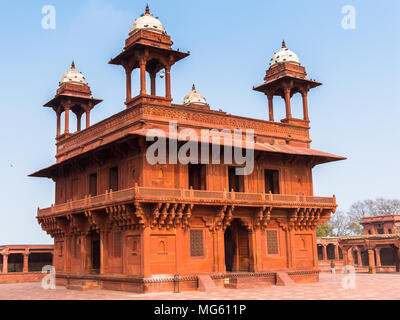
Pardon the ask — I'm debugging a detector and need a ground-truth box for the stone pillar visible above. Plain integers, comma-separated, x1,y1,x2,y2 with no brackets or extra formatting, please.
284,87,292,120
125,67,132,102
375,248,381,271
65,235,71,273
77,113,82,132
165,66,171,99
80,234,86,273
357,250,362,266
267,94,274,121
368,249,376,274
56,112,61,137
301,91,309,121
64,106,70,134
86,111,90,129
334,245,339,260
142,227,151,277
397,247,400,272
342,247,348,266
140,59,146,95
322,245,327,262
2,254,8,274
248,230,256,272
100,231,105,274
150,73,156,96
23,252,29,273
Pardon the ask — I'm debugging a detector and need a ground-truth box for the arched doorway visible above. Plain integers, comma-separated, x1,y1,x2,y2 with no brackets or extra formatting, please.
327,244,336,260
380,247,395,266
317,245,323,260
224,219,250,272
8,254,23,273
28,253,53,272
0,254,3,273
90,232,101,273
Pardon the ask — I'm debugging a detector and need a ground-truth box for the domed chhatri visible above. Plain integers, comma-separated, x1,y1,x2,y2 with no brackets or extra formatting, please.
129,5,166,36
59,61,88,86
183,84,207,106
269,41,300,67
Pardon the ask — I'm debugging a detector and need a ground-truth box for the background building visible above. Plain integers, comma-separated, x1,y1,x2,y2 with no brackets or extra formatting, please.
318,215,400,273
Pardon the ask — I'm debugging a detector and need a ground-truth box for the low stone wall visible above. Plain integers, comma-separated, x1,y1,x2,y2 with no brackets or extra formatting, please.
0,272,45,284
318,262,397,273
56,270,319,293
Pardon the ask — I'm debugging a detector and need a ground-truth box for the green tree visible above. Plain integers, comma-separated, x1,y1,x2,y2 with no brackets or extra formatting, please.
347,198,400,234
316,223,331,237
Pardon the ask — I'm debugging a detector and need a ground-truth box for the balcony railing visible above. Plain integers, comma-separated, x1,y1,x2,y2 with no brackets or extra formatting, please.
37,185,336,217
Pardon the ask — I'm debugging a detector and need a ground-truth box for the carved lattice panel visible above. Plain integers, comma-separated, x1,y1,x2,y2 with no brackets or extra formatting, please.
190,229,204,257
266,230,279,254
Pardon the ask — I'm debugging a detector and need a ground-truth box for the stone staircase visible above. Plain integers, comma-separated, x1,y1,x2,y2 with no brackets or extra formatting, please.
224,271,294,289
67,280,100,291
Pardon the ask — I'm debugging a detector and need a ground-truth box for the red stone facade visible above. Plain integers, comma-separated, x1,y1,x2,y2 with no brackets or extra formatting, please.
0,245,53,283
31,6,345,292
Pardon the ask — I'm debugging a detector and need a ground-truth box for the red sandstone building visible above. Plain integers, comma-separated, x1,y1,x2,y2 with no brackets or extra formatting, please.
0,245,53,283
317,215,400,273
31,6,345,292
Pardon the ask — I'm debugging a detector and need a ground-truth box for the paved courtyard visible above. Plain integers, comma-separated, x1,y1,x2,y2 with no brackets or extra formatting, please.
0,273,399,300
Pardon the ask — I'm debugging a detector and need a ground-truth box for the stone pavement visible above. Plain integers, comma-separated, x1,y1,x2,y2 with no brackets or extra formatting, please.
0,273,399,300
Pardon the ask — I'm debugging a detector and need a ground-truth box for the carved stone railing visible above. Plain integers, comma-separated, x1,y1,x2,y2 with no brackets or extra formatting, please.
37,185,336,218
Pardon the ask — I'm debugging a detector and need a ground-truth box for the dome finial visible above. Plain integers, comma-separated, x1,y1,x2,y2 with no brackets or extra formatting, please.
71,60,75,69
282,40,286,48
192,83,196,91
145,4,150,15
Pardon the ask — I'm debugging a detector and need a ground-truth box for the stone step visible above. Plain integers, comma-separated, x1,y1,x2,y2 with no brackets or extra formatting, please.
224,277,274,289
275,271,295,286
67,280,100,291
198,275,218,292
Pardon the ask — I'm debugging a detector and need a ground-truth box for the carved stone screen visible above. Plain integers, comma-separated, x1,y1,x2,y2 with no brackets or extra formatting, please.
190,230,204,257
266,230,279,254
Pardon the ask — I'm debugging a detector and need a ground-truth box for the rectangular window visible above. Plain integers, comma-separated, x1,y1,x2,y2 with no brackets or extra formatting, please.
265,169,280,194
190,230,204,257
109,167,119,191
266,230,279,254
113,231,122,258
188,164,206,190
89,173,98,197
228,166,244,192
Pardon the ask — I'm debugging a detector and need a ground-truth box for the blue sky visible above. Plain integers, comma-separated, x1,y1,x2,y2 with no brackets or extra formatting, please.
0,0,399,244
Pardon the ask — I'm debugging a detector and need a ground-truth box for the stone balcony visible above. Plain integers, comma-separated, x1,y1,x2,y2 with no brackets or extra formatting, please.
37,185,336,218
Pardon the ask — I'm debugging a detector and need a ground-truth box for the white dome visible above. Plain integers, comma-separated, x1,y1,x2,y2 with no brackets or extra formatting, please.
183,85,207,106
129,6,166,36
59,62,88,86
269,41,300,67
